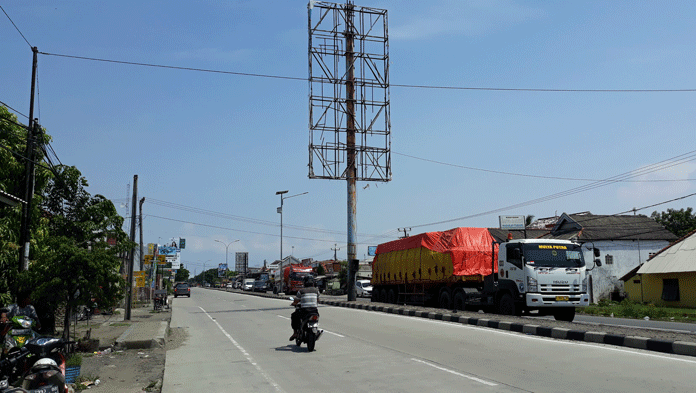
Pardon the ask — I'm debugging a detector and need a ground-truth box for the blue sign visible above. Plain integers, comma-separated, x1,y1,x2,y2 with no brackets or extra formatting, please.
368,246,377,256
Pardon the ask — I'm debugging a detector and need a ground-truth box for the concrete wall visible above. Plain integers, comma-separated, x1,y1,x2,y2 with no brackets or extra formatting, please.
584,240,669,302
626,272,696,307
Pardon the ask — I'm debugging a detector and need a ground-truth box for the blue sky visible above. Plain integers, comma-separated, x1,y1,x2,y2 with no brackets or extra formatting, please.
3,1,695,275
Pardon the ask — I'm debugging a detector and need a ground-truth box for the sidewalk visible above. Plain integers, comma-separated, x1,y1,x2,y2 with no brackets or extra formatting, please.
66,297,171,351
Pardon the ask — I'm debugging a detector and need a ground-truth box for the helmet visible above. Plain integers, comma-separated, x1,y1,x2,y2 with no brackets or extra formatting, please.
31,357,58,371
304,276,315,287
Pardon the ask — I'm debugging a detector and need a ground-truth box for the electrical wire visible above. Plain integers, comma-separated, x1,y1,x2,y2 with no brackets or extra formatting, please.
38,51,696,93
394,151,696,182
0,5,31,48
0,101,28,119
146,197,386,237
408,151,696,229
146,214,381,245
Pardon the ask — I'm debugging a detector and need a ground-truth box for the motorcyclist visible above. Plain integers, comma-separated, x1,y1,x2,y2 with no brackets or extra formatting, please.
289,276,319,341
6,290,41,331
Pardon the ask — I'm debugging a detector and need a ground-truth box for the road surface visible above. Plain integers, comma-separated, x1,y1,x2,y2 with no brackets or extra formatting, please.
163,288,696,392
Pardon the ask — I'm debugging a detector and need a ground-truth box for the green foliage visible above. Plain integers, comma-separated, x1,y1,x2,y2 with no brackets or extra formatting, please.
651,207,696,238
174,266,190,282
66,353,83,367
29,165,132,338
316,264,325,276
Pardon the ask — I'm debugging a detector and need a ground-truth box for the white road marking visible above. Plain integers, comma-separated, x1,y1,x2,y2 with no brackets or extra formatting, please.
199,306,285,393
411,358,498,386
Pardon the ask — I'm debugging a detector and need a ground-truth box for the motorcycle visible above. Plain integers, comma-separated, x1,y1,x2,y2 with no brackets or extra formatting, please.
3,316,38,357
289,297,323,352
0,336,69,393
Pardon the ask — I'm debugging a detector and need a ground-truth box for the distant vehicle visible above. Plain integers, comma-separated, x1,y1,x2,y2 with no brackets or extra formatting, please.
243,278,255,291
355,279,372,298
204,283,211,288
174,282,191,298
226,283,233,288
253,280,270,293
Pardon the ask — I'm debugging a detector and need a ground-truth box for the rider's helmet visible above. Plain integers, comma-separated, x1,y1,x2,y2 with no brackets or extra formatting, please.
304,276,315,287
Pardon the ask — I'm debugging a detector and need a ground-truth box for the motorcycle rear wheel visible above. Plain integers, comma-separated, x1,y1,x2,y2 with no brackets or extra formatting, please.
306,333,316,352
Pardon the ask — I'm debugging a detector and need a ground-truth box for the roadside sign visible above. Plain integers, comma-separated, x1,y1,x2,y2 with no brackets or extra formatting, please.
499,215,526,230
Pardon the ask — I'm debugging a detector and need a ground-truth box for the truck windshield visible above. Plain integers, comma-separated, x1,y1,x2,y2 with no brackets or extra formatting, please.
523,244,585,268
290,272,310,280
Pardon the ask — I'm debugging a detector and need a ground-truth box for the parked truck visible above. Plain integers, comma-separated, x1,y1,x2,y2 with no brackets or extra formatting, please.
371,227,598,322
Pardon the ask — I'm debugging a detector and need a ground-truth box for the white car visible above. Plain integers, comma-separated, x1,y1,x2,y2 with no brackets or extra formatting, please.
355,280,372,298
243,279,255,291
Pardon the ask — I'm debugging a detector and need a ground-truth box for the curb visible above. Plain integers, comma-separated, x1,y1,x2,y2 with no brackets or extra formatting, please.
319,299,696,358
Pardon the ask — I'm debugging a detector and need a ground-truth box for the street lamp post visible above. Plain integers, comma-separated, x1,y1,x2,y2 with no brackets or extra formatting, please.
276,190,308,294
215,239,239,269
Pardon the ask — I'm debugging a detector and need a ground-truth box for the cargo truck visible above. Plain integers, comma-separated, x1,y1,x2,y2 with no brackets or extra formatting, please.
278,264,314,295
371,227,599,322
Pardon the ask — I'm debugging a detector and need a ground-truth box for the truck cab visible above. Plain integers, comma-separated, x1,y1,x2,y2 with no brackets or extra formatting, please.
496,239,590,321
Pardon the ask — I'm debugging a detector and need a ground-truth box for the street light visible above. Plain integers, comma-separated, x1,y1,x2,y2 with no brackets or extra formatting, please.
276,190,308,294
215,239,239,270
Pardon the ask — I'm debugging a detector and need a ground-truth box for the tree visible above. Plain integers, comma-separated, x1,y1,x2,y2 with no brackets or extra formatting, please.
651,208,696,238
31,165,132,339
175,265,190,282
0,106,51,305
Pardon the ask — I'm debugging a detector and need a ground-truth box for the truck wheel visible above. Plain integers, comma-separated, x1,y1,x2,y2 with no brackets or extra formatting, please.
497,293,515,316
438,291,452,309
387,289,397,304
379,289,388,303
453,292,465,311
553,308,576,322
371,288,379,302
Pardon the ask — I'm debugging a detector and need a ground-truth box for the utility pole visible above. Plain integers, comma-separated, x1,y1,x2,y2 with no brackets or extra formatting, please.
138,197,145,271
125,175,138,321
18,47,39,274
345,1,358,302
398,227,411,239
331,244,341,261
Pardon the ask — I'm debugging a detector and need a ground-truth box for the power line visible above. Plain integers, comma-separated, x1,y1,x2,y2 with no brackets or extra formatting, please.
0,101,28,119
38,51,696,93
409,151,696,229
146,214,382,245
0,5,31,48
146,197,385,237
394,151,696,182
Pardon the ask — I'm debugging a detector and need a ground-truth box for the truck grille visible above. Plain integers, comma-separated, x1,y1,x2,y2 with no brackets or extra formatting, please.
540,284,581,293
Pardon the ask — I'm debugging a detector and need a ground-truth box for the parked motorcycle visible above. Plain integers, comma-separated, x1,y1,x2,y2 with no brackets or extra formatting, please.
19,337,69,393
289,297,323,352
0,336,69,393
3,316,38,357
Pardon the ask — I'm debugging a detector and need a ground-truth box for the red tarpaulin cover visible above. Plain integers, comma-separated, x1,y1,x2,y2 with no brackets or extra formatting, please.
375,227,498,276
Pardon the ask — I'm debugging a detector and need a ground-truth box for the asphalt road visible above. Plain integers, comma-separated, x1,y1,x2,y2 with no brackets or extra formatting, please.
348,294,696,334
163,288,696,392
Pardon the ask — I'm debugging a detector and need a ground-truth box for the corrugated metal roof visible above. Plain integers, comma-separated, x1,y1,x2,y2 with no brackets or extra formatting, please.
637,230,696,274
544,213,677,242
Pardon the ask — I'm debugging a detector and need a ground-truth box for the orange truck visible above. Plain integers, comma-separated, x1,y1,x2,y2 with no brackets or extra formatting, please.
282,264,314,295
372,227,595,322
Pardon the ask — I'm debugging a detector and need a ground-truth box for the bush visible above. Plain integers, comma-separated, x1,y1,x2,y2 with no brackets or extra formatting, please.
66,353,83,367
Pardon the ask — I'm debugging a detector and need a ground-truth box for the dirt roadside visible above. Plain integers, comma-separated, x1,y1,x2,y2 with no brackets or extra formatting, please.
63,304,183,393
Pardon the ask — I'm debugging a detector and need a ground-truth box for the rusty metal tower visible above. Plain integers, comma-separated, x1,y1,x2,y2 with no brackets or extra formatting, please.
308,1,390,300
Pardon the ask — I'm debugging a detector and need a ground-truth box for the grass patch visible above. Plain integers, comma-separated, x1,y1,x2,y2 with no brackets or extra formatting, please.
579,299,696,322
110,322,131,327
